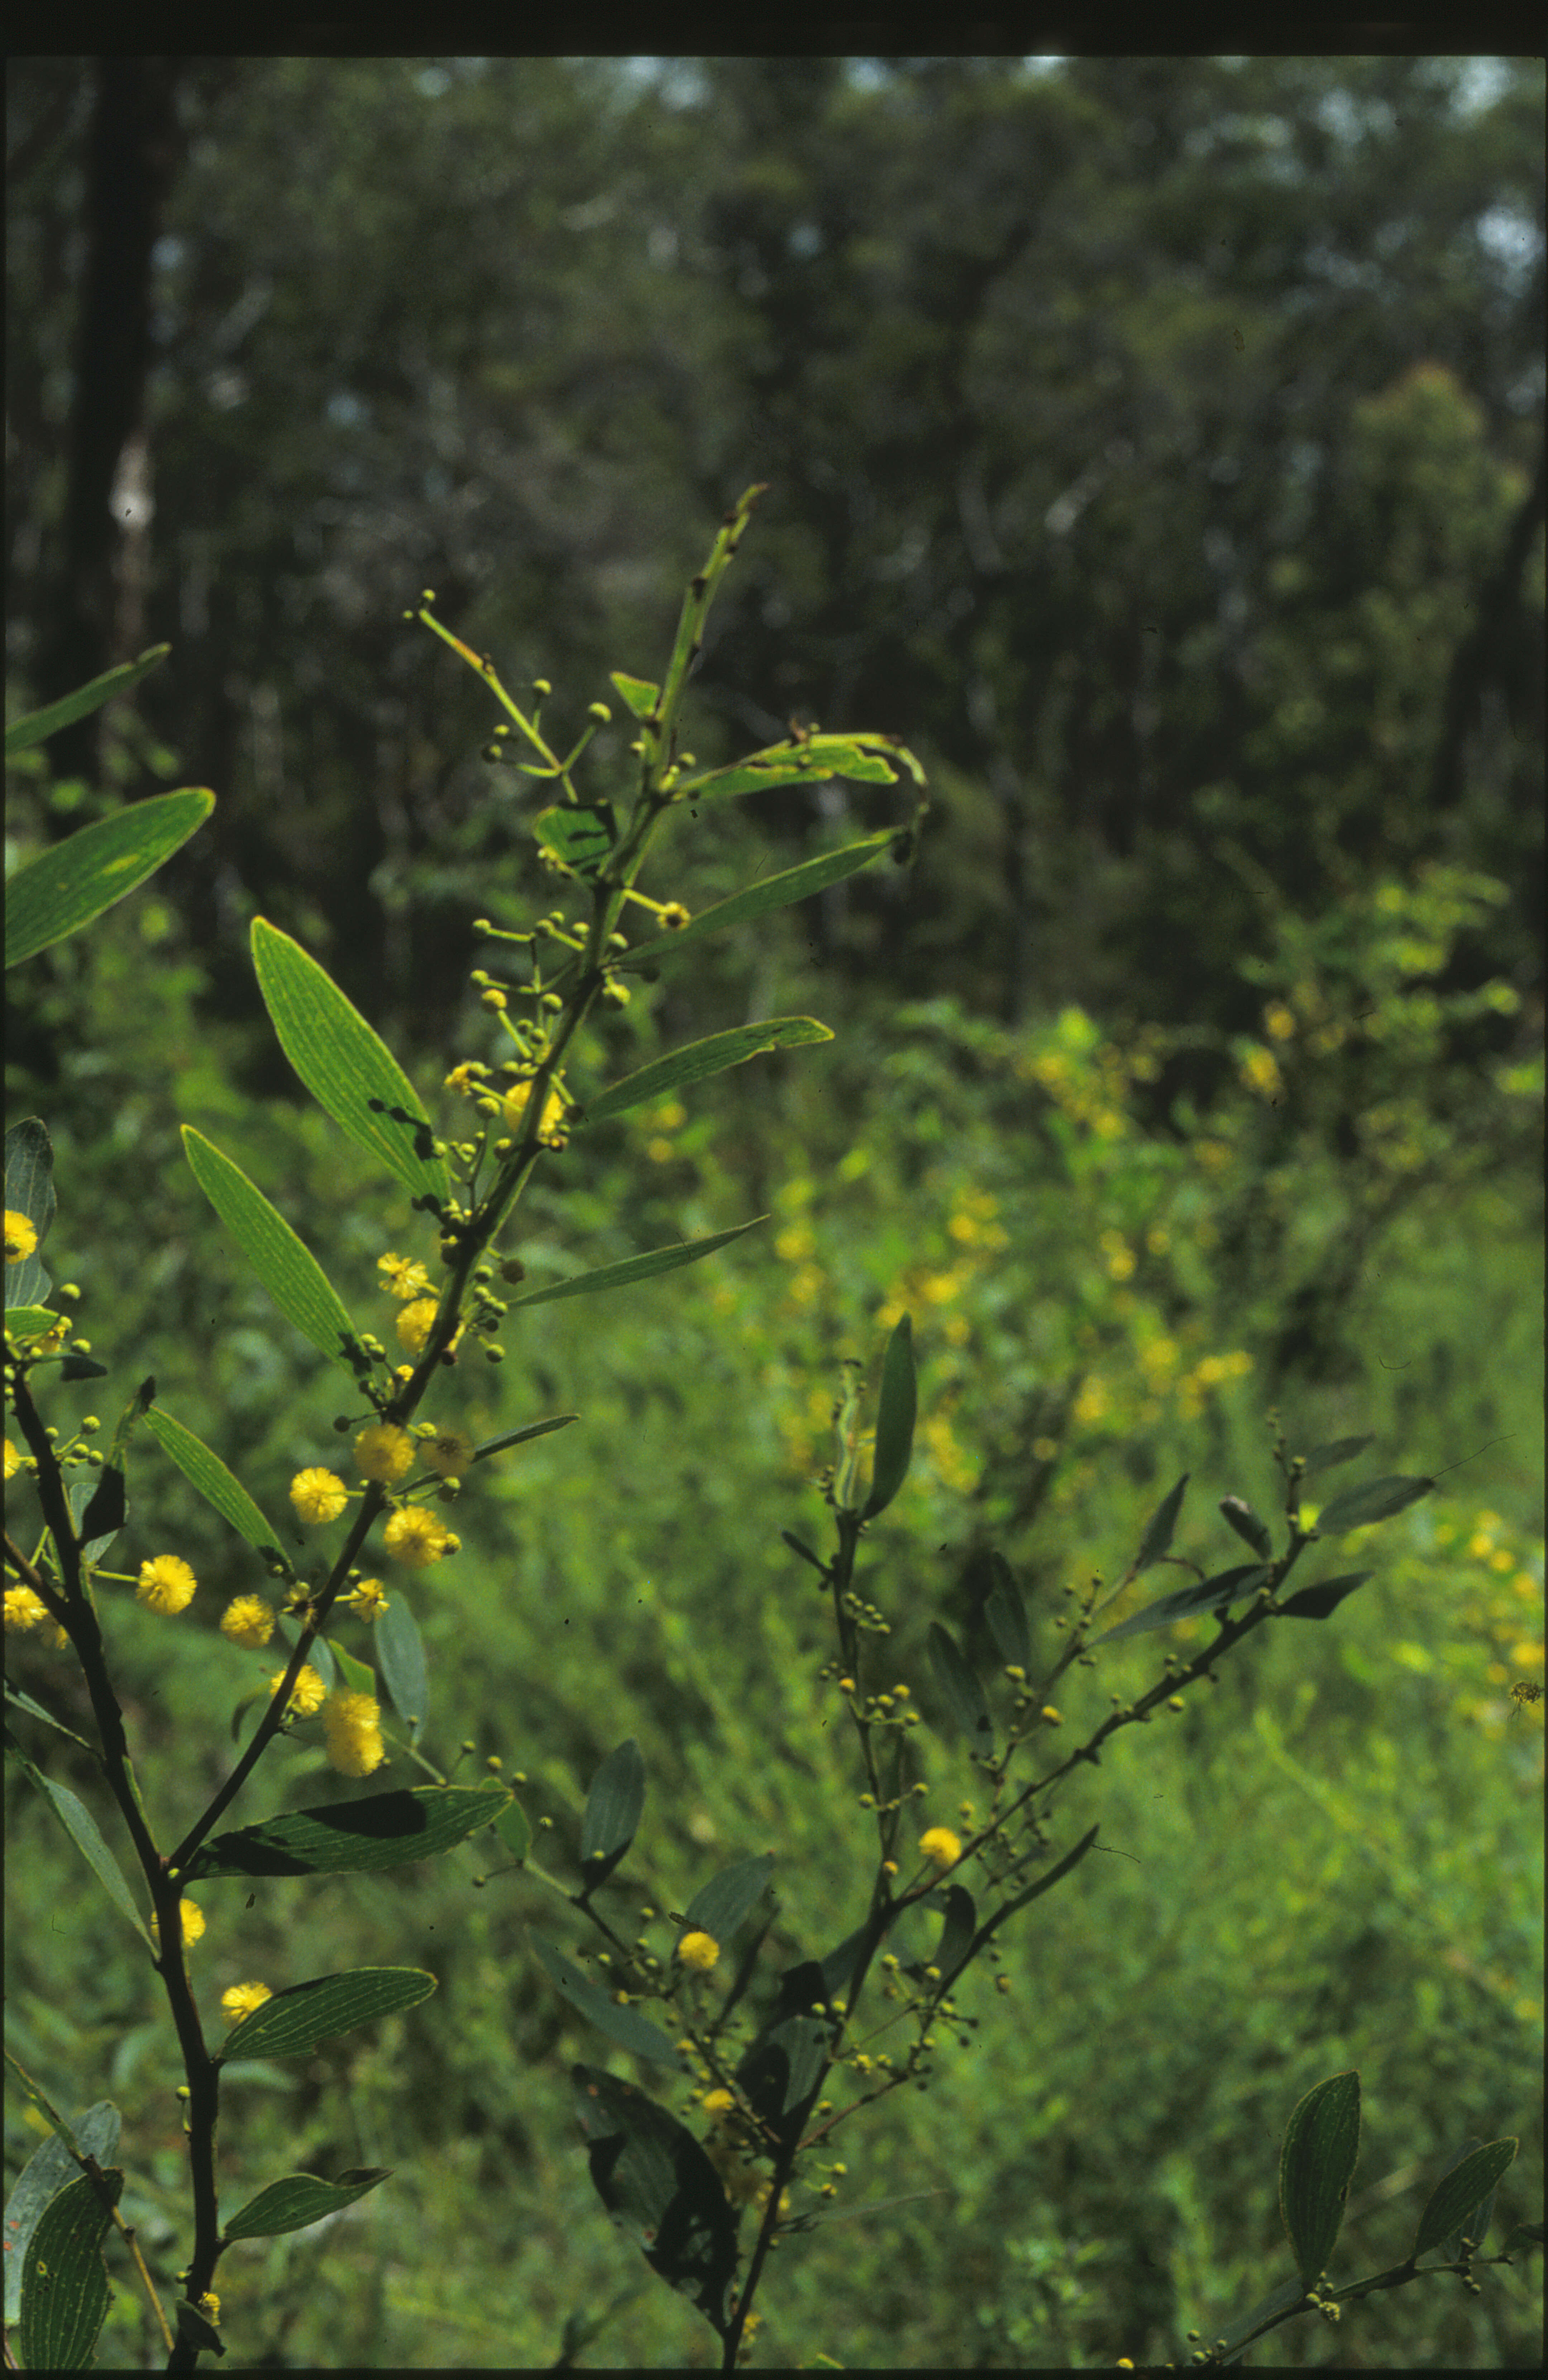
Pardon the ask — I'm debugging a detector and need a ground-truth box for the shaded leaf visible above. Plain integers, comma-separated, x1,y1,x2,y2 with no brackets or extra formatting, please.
7,1738,149,1948
1280,2070,1360,2288
1095,1564,1270,1646
18,2170,119,2375
532,801,616,876
580,1738,646,1892
863,1313,917,1518
926,1621,994,1753
6,789,214,968
531,1933,684,2067
1277,1570,1372,1620
5,1117,56,1308
984,1553,1031,1670
2,2106,120,2331
509,1220,764,1308
221,2166,392,2242
609,671,660,719
1219,1495,1274,1558
1300,1434,1375,1479
183,1783,511,1882
572,2064,740,2341
681,1853,776,1946
1314,1474,1433,1533
377,1592,429,1744
1414,2136,1517,2262
250,919,449,1205
578,1019,832,1125
1135,1474,1188,1570
217,1968,435,2064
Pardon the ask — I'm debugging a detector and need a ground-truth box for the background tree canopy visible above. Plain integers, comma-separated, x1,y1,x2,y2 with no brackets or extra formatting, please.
7,54,1543,1068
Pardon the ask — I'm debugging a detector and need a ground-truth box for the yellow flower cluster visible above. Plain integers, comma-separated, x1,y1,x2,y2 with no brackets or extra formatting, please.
322,1688,386,1778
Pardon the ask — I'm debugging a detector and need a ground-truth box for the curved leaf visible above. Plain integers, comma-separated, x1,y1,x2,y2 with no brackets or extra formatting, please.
1277,1570,1372,1620
531,1932,684,2067
926,1621,994,1753
183,1782,511,1882
681,1853,776,1945
1300,1433,1375,1479
7,1741,149,1948
5,1117,57,1308
5,644,169,754
1313,1474,1433,1533
217,1967,436,2064
250,918,449,1205
581,1737,646,1892
509,1220,765,1308
181,1127,364,1375
984,1553,1031,1670
1095,1564,1270,1646
863,1313,917,1519
18,2171,119,2374
677,729,911,803
572,2064,740,2341
2,2106,121,2331
616,834,897,970
609,671,660,720
377,1592,429,1742
222,2165,393,2242
1135,1474,1189,1570
5,789,214,969
1413,2136,1517,2262
141,1403,287,1566
1280,2070,1360,2287
578,1019,832,1126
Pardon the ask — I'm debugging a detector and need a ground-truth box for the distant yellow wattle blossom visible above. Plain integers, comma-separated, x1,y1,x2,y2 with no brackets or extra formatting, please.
221,1981,273,2026
1240,1045,1283,1099
220,1595,274,1650
4,1211,38,1263
323,1687,386,1777
354,1423,415,1483
290,1468,349,1523
677,1930,720,1972
920,1827,962,1867
5,1584,54,1633
3,1437,20,1480
382,1506,455,1567
137,1556,197,1615
395,1298,442,1354
421,1427,474,1480
499,1078,568,1146
342,1575,390,1618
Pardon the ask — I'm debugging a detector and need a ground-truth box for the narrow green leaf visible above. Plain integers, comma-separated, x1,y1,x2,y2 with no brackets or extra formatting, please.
1210,2274,1313,2366
221,2166,392,2242
470,1413,581,1457
143,1408,286,1565
1300,1434,1375,1478
250,919,450,1205
508,1220,765,1308
609,671,660,720
1280,2070,1361,2288
532,802,616,875
531,1934,683,2066
494,1798,531,1862
18,2170,119,2374
377,1593,429,1743
681,1853,776,1945
1277,1570,1373,1620
1095,1564,1270,1646
5,789,214,968
677,730,905,803
572,2064,740,2340
8,1741,150,1948
217,1968,436,2064
5,1117,57,1308
984,1553,1031,1670
616,834,897,969
5,644,169,754
863,1314,917,1518
926,1621,994,1753
182,1782,511,1882
181,1127,365,1376
1413,2136,1517,2262
580,1738,646,1891
1313,1474,1433,1533
578,1019,833,1126
1135,1474,1189,1570
1219,1496,1274,1558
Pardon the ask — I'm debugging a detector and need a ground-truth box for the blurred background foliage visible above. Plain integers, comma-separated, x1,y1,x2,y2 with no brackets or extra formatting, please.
5,54,1542,2369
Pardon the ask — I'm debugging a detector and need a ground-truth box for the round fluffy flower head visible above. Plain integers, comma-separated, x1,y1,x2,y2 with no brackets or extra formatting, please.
274,1663,327,1717
220,1981,273,2026
6,1585,53,1633
919,1826,962,1868
421,1426,474,1480
220,1595,274,1649
378,1251,433,1301
323,1688,386,1778
150,1898,206,1950
290,1467,349,1524
383,1506,454,1567
5,1211,39,1264
677,1929,720,1974
395,1298,442,1355
499,1077,568,1147
137,1555,197,1615
354,1422,415,1483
